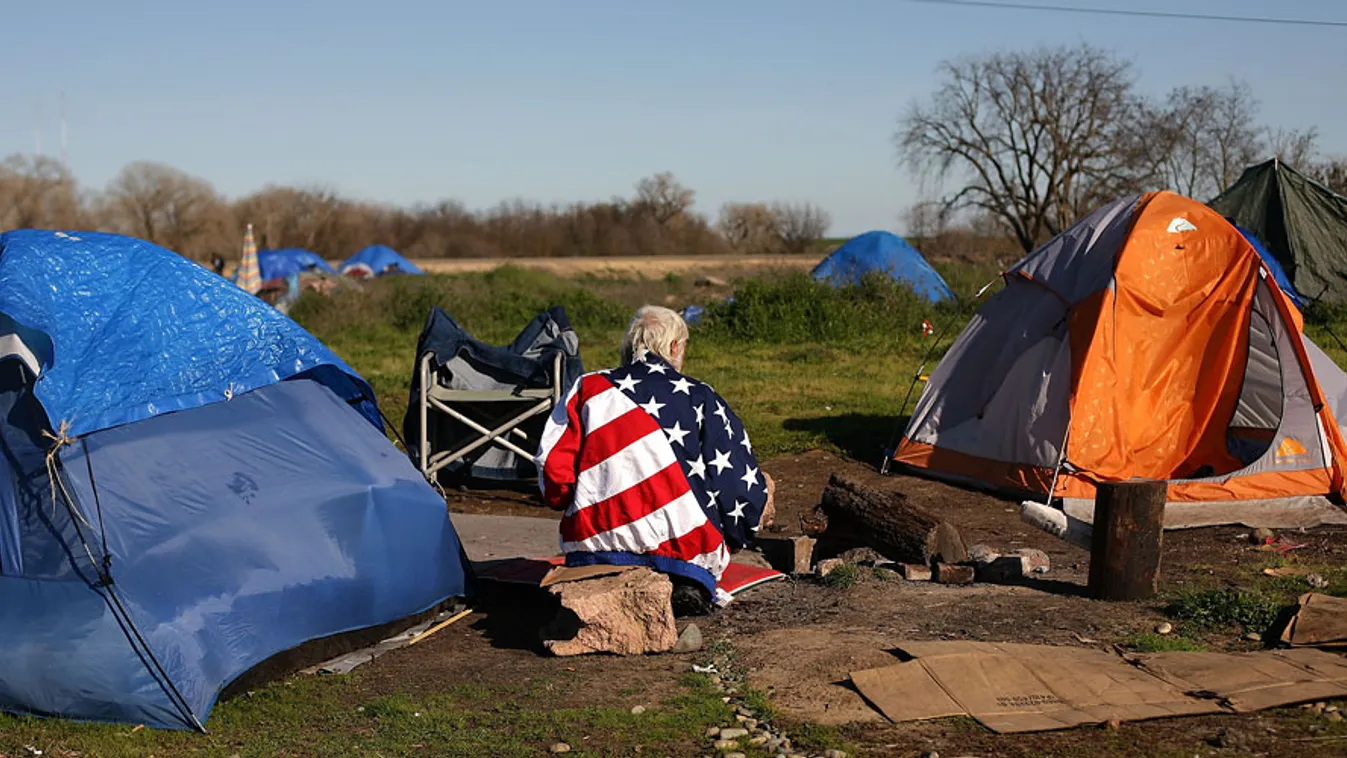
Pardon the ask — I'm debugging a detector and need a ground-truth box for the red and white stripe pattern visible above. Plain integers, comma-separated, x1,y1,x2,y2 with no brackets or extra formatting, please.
537,371,731,591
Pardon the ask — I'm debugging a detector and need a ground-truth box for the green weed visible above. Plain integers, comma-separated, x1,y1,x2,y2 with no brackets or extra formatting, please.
821,563,860,589
1164,587,1282,632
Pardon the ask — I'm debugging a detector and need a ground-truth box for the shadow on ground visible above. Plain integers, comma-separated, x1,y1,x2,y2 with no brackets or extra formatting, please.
782,414,909,462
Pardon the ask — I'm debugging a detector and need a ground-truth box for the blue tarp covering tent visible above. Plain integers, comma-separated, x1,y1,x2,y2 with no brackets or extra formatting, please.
340,245,424,277
1235,224,1306,308
257,247,336,281
0,230,470,730
811,231,955,303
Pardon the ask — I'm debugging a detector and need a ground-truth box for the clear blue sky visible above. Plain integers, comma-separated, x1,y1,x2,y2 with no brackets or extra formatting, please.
1,0,1343,236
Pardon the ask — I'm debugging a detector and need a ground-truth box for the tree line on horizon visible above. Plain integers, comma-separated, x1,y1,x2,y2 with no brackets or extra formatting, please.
0,160,833,262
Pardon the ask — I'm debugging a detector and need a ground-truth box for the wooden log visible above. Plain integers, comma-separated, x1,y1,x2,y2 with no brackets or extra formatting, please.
1088,480,1166,601
807,474,968,566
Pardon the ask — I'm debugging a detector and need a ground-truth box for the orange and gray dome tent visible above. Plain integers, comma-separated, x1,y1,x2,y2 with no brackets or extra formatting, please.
892,191,1347,530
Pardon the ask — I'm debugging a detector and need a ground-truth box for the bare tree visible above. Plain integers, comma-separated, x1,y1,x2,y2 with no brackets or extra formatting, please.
902,200,949,241
1145,81,1263,199
772,202,831,255
717,202,779,253
634,172,695,226
1265,127,1320,169
896,44,1142,253
101,162,225,257
234,185,345,252
0,154,83,229
1313,158,1347,196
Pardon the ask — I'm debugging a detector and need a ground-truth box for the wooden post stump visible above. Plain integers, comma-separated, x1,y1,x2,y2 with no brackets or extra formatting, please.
1088,480,1166,601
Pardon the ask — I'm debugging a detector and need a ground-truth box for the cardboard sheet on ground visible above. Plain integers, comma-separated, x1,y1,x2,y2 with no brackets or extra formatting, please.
1131,647,1347,712
851,641,1221,733
475,555,785,596
1280,592,1347,649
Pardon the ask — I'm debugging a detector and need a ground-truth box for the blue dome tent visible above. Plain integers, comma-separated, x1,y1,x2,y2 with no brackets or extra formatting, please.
0,230,470,730
340,245,424,277
811,231,955,303
257,247,336,281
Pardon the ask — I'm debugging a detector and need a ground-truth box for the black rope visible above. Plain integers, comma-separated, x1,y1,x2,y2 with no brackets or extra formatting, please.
101,576,206,731
78,437,111,578
50,446,206,732
375,401,409,452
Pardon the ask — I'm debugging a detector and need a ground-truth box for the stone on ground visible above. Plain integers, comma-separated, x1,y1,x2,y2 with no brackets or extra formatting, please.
1009,547,1051,574
542,568,678,656
672,622,703,653
966,544,1000,563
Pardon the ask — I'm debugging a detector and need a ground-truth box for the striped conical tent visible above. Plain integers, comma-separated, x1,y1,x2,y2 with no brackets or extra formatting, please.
236,223,262,294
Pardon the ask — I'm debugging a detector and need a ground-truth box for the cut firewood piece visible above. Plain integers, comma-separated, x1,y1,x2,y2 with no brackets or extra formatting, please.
933,562,975,585
808,474,968,566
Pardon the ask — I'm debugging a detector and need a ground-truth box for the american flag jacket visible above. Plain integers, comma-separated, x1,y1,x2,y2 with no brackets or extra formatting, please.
536,351,768,601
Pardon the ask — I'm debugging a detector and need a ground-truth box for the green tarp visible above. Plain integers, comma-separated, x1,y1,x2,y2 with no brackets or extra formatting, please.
1210,159,1347,305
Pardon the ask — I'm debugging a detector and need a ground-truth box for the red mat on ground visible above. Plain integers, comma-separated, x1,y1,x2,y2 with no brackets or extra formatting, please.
476,555,784,596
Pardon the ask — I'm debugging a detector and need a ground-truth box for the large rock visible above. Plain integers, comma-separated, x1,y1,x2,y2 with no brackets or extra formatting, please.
1010,547,1051,574
542,568,678,656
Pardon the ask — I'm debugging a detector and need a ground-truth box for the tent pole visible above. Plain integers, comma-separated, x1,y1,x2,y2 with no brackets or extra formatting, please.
1045,426,1071,506
881,275,1001,474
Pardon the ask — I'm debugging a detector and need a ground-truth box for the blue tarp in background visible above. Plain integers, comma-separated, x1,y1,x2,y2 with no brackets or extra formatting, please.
0,230,471,730
811,231,956,303
257,248,336,281
340,245,424,276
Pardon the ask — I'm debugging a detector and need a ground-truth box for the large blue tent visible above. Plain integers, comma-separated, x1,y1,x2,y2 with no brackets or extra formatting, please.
256,247,336,281
811,231,955,303
0,230,470,730
340,245,424,277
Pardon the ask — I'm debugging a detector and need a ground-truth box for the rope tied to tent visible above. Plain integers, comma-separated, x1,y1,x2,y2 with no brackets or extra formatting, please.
42,420,89,526
42,419,114,586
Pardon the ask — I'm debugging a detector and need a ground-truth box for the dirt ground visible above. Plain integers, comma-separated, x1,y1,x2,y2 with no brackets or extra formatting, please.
431,450,1347,757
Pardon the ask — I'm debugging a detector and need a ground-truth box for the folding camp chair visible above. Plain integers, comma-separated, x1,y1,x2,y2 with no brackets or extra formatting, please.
403,305,583,483
415,350,563,480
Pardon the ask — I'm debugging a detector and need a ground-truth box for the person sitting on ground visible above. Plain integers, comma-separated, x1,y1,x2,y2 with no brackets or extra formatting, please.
536,305,774,616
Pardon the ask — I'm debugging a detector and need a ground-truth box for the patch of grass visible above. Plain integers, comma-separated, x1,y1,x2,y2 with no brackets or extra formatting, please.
1122,632,1208,653
1164,587,1282,632
1246,557,1347,600
0,669,732,758
785,721,854,754
738,688,777,723
696,271,954,351
821,563,860,589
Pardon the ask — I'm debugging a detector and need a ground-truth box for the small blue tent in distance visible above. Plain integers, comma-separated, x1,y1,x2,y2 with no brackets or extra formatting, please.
257,247,336,281
811,231,955,303
340,245,424,277
0,230,470,730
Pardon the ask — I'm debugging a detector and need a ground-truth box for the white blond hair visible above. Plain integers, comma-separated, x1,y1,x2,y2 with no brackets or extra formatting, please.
621,305,688,365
